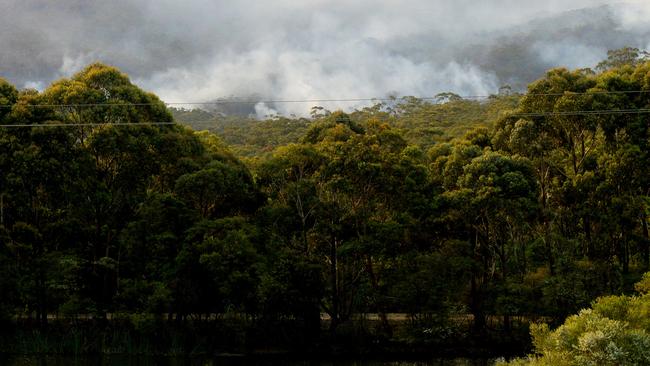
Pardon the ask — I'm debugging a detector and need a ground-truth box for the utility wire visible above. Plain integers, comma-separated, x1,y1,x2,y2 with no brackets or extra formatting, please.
1,89,650,109
0,122,176,128
510,108,650,117
170,108,650,121
0,98,478,108
1,109,649,128
179,108,650,123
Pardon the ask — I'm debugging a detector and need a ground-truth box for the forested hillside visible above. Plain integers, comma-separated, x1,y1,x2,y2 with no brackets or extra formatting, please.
0,56,648,359
171,93,520,158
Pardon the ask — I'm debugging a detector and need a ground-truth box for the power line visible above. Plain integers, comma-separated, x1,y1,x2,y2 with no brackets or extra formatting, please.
0,97,474,108
1,108,649,128
1,89,650,108
0,122,176,128
180,108,650,123
510,108,650,117
507,90,650,97
0,102,169,108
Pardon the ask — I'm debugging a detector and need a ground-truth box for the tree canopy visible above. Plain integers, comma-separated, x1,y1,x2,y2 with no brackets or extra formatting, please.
0,55,649,357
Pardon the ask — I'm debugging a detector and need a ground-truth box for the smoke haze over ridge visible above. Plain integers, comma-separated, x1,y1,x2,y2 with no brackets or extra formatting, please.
1,0,650,117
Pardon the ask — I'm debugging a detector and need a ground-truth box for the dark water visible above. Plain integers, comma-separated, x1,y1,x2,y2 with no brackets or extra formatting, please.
0,356,496,366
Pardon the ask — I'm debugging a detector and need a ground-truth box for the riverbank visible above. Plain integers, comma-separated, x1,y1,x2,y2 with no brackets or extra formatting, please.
0,317,531,359
0,354,499,366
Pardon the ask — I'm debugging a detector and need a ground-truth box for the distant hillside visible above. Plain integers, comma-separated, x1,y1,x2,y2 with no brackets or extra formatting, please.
384,95,520,149
394,3,650,90
459,3,650,88
171,94,520,157
170,108,311,158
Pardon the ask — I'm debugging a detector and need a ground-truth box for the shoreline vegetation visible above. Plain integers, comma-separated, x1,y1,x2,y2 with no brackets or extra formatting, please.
0,48,649,364
1,315,530,358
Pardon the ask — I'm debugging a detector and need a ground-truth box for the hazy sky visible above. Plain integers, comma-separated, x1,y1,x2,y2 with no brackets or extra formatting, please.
1,0,649,116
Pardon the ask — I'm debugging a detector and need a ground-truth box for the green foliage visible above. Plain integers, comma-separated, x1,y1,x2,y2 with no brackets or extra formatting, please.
386,95,520,149
174,161,259,218
596,47,650,71
635,272,650,294
171,96,519,160
170,108,311,158
198,217,261,312
1,58,650,357
501,275,650,365
302,110,365,144
0,77,18,122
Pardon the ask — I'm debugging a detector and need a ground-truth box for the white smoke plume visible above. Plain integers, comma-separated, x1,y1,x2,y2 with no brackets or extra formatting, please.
1,0,649,116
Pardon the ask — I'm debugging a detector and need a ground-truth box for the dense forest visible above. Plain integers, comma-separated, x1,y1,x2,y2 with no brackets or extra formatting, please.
0,49,649,362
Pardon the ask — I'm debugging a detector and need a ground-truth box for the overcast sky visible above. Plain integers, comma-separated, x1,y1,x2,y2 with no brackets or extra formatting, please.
1,0,649,116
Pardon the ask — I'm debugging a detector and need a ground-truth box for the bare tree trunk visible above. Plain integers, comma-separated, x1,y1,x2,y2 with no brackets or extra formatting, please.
623,232,629,274
329,236,339,334
470,229,485,333
470,274,485,333
365,256,392,338
38,272,48,326
584,215,594,258
642,217,649,271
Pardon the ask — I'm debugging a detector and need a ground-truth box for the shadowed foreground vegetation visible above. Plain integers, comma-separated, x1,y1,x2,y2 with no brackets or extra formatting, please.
0,48,649,361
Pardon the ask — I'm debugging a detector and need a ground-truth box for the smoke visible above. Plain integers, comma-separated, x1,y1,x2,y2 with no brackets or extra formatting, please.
254,103,279,119
145,41,500,118
1,0,649,116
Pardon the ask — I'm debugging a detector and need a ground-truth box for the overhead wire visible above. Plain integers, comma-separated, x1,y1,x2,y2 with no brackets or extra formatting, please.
2,108,649,128
509,108,650,117
1,89,650,109
0,91,649,128
0,122,176,128
181,108,650,123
